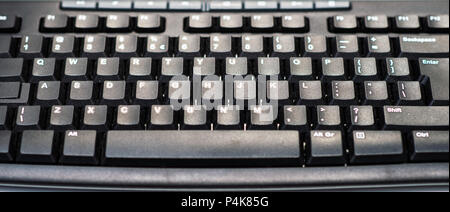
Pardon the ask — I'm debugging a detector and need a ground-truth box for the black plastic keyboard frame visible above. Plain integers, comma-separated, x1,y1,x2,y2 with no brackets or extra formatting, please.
0,0,448,191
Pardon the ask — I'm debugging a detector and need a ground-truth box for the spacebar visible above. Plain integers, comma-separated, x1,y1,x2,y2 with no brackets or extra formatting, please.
104,131,301,167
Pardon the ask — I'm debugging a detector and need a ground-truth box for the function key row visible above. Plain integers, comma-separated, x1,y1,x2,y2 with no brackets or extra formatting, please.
330,14,449,33
61,0,350,11
40,14,165,33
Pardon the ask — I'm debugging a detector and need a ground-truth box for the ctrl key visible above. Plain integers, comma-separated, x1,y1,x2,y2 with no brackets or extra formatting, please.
17,130,57,164
61,130,98,165
410,131,449,162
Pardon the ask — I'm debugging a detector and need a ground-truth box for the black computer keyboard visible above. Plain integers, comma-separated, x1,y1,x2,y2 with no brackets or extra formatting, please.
0,0,448,190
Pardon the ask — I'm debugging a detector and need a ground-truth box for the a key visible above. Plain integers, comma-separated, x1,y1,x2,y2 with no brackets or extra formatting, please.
307,130,346,166
219,15,243,31
395,15,420,31
367,35,391,57
349,106,375,130
186,14,212,32
15,106,42,131
419,58,449,105
316,106,341,129
128,58,152,81
68,81,94,106
272,35,296,57
115,35,138,57
106,14,131,32
61,130,97,165
178,34,201,57
0,35,11,58
298,81,323,105
426,15,449,33
161,57,184,81
209,34,232,57
363,81,390,106
383,106,449,130
0,15,19,32
102,81,127,105
241,35,264,57
193,57,216,76
335,35,359,58
395,81,423,105
258,57,280,76
350,131,405,164
149,105,176,130
75,14,99,32
83,105,109,131
19,35,44,58
63,58,88,82
250,15,275,32
353,58,378,81
82,35,107,58
267,80,290,104
363,15,389,32
321,57,345,81
134,80,159,105
0,131,12,161
410,131,449,162
281,15,307,32
116,105,142,130
146,35,169,58
31,58,56,82
399,35,449,58
36,81,61,106
226,57,247,76
0,58,23,81
248,105,277,130
182,105,208,130
96,58,121,82
17,130,56,163
282,105,308,131
51,35,75,58
330,81,356,105
136,14,163,32
304,35,327,57
0,106,7,129
49,105,75,131
41,14,69,32
331,15,358,32
289,57,313,81
385,58,411,81
215,105,242,130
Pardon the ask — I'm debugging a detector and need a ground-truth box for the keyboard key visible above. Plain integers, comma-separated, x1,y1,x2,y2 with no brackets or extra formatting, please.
298,81,323,105
335,35,359,58
331,15,358,32
182,105,208,130
241,35,264,57
383,106,449,130
364,15,389,31
395,81,423,105
63,58,89,82
385,57,410,81
426,15,449,32
187,14,212,32
83,105,108,131
104,130,300,166
289,57,313,80
315,1,351,10
17,130,56,163
0,82,20,99
193,57,215,76
0,58,23,81
128,58,152,81
146,35,169,57
133,0,168,10
250,15,274,31
282,105,308,130
149,105,176,130
0,35,11,57
219,15,243,31
106,14,131,32
96,58,121,82
102,81,127,105
267,80,290,102
49,105,75,131
115,35,138,57
51,35,75,58
178,34,201,57
169,0,203,11
16,106,41,131
215,105,241,130
83,35,107,58
395,15,420,31
98,0,132,10
41,14,68,32
234,78,257,102
281,15,307,32
304,35,327,57
248,105,277,130
272,34,296,56
316,105,341,129
350,131,405,164
201,79,223,103
353,58,377,81
168,79,191,104
0,106,7,129
330,81,356,105
31,58,56,82
0,131,12,161
419,58,449,105
60,0,97,10
399,35,449,58
134,80,159,105
363,81,390,106
307,130,345,165
136,14,163,32
68,81,94,106
258,57,280,76
61,130,97,165
279,1,313,10
36,81,62,106
410,131,449,162
75,14,99,32
226,57,247,76
209,34,232,57
0,15,19,33
161,57,184,80
209,0,242,11
367,35,391,57
349,106,375,130
116,105,142,129
321,57,345,81
19,35,44,58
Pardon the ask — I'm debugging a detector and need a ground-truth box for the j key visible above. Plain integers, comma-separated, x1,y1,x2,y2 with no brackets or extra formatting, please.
102,81,127,105
19,35,44,58
367,35,391,57
83,105,109,131
248,105,277,130
330,81,356,105
258,57,280,76
68,81,94,106
96,58,121,82
349,106,375,130
168,79,191,104
267,80,290,104
161,57,184,81
186,14,212,32
234,78,257,103
395,81,423,105
51,35,75,58
331,15,358,32
0,131,12,161
134,80,159,105
31,58,56,82
49,105,75,131
215,105,242,130
0,15,19,32
63,58,88,82
201,79,223,103
350,131,405,164
281,15,307,32
282,105,308,131
146,35,169,58
219,15,243,31
16,106,42,130
316,106,341,129
410,131,449,162
104,130,300,166
385,58,410,81
36,81,62,106
149,105,176,130
383,106,449,130
307,130,345,166
363,81,390,106
395,15,420,31
209,34,232,57
0,35,11,57
182,105,208,130
321,58,345,81
426,15,449,33
289,57,313,81
0,106,7,129
136,14,163,32
83,35,107,58
272,35,296,57
241,35,264,57
363,15,389,32
61,130,97,165
335,35,359,58
115,35,138,57
41,14,69,32
75,14,99,32
419,58,449,105
116,105,142,130
17,130,56,164
353,58,378,81
106,14,131,32
0,58,23,81
250,15,275,31
399,35,449,58
226,57,247,76
128,58,152,81
298,81,323,105
304,35,327,57
178,35,201,57
193,57,215,76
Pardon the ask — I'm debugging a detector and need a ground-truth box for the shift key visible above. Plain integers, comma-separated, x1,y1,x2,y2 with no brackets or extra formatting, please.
384,106,449,130
399,35,449,57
